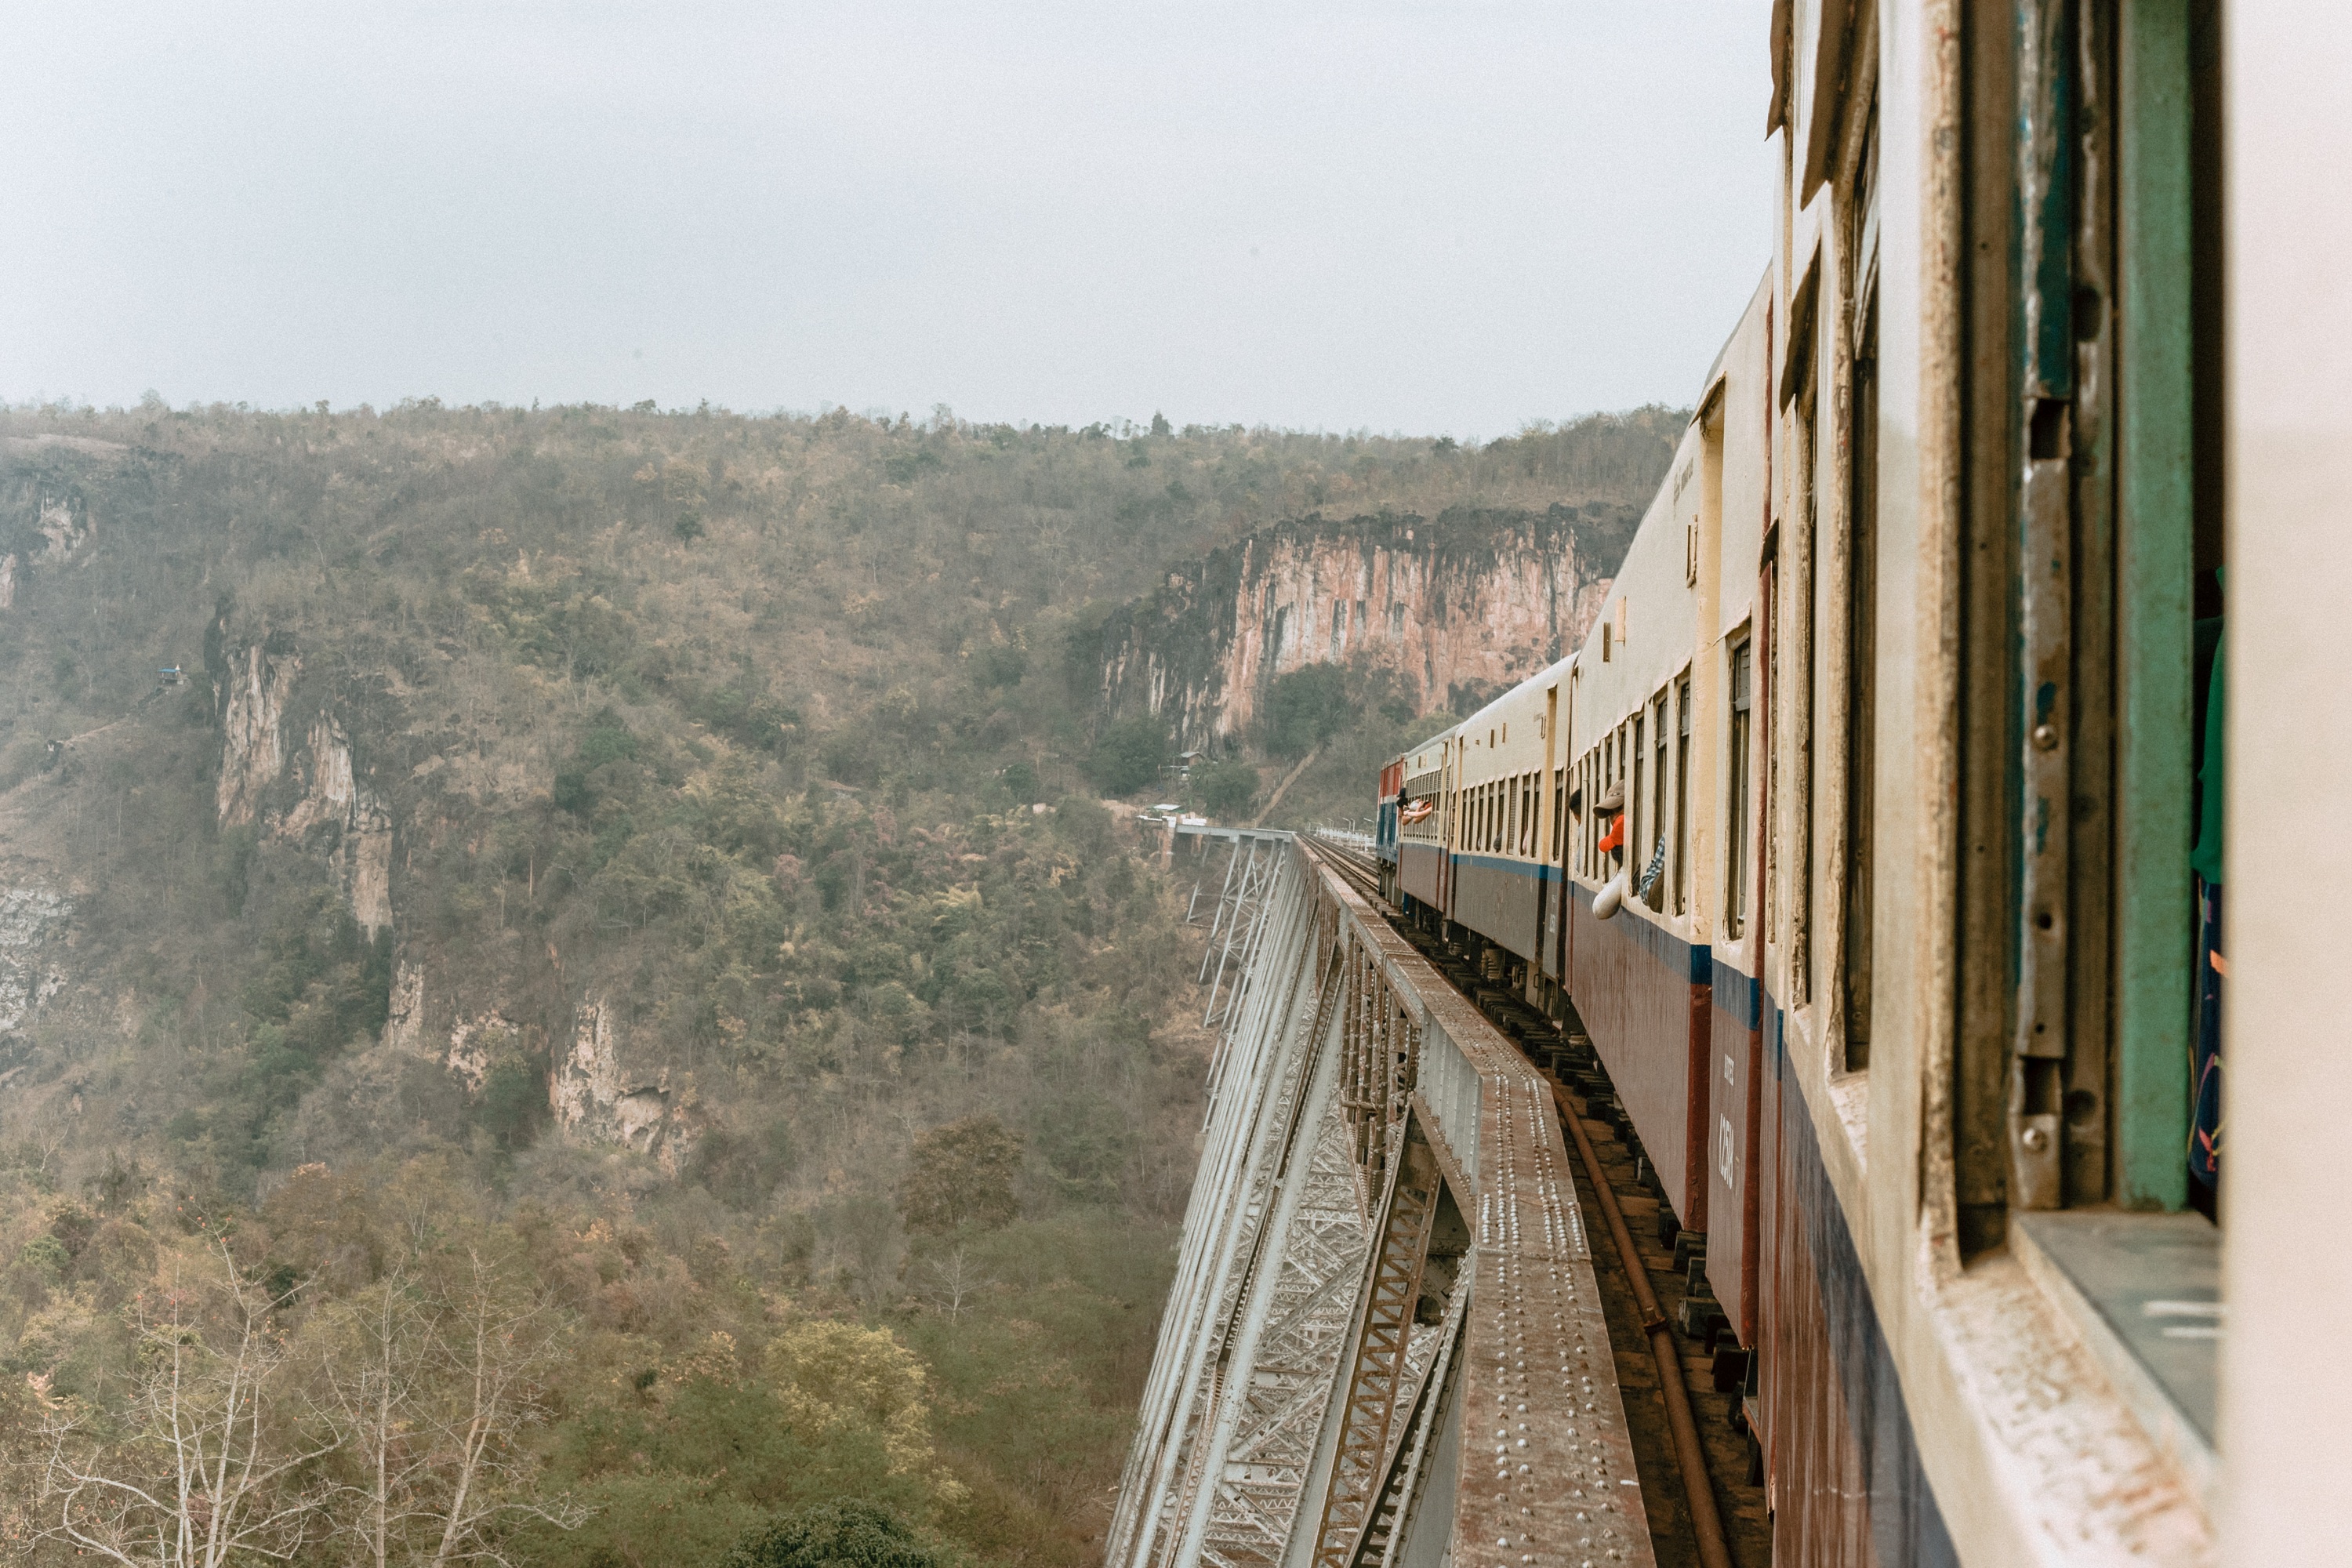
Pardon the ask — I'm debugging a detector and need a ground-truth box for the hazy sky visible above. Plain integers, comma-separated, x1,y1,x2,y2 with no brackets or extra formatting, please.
6,2,1775,437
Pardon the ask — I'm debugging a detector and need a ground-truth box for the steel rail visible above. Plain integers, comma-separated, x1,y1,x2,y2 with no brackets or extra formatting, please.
1545,1076,1733,1568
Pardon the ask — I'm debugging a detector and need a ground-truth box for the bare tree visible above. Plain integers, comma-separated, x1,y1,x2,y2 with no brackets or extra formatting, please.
309,1269,431,1568
308,1249,583,1568
418,1250,583,1567
911,1245,990,1324
36,1247,336,1566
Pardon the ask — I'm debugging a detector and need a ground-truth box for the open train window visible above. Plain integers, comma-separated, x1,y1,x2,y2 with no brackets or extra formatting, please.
1648,690,1669,911
1675,676,1691,915
1727,638,1752,938
1551,768,1565,864
1629,715,1645,890
1583,755,1595,877
1846,289,1878,1070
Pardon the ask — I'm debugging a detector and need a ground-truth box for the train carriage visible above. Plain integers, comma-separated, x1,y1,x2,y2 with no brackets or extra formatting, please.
1392,726,1458,916
1434,666,1571,968
1345,2,2352,1559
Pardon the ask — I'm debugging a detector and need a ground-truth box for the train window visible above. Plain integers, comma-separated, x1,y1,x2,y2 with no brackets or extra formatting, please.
1649,691,1669,910
1765,554,1782,942
1552,768,1566,864
1630,715,1646,892
1581,757,1599,879
1846,292,1879,1069
1590,754,1601,874
1675,676,1691,915
1727,638,1752,938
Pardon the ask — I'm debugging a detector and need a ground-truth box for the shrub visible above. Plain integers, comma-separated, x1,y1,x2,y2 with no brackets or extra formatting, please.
725,1500,938,1568
899,1116,1022,1234
1085,715,1165,797
1194,760,1258,819
1260,666,1352,760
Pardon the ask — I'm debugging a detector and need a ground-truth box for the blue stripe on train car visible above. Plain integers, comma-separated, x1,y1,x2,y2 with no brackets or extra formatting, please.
1566,881,1711,983
1769,1025,1959,1566
1564,880,1715,1222
1711,961,1762,1030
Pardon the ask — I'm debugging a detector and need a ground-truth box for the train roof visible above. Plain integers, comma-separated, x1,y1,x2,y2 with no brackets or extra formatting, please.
1398,718,1461,777
1455,650,1579,741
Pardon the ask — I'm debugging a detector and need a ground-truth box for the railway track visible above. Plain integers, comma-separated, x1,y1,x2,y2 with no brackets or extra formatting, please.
1302,832,1384,902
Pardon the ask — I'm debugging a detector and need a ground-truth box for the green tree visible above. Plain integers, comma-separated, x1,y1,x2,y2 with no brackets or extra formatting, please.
1086,715,1166,797
1194,760,1258,819
725,1501,939,1568
1261,666,1352,760
899,1117,1022,1234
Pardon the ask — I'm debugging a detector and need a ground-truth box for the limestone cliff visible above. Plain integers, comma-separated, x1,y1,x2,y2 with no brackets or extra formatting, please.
214,643,392,935
551,999,702,1173
212,633,704,1164
1090,504,1633,749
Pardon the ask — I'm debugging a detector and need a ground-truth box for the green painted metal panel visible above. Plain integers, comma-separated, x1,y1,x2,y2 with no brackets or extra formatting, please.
2114,0,2194,1212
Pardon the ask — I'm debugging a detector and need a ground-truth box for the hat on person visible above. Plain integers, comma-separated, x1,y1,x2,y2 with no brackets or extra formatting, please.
1596,782,1624,815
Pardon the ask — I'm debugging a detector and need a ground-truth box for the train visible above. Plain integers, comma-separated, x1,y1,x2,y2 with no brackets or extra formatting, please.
1362,3,2352,1560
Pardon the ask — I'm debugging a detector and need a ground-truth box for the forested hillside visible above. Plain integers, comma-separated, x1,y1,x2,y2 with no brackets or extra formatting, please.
0,398,1673,1566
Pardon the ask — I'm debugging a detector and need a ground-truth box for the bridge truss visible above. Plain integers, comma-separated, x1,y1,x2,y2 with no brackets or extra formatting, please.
1110,833,1656,1568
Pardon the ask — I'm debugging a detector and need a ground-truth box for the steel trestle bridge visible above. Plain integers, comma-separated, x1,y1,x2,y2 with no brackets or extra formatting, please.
1113,829,1653,1568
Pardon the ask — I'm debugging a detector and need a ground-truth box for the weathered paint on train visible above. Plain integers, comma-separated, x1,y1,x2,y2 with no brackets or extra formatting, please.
1356,2,2304,1559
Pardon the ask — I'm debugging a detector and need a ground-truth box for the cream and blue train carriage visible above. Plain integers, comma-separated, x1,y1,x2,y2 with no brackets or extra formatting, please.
1389,722,1460,916
1429,656,1577,967
1559,278,1784,1306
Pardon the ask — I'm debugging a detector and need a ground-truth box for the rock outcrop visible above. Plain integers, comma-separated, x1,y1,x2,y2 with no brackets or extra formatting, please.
0,886,71,1042
35,495,89,559
216,644,393,934
216,644,296,829
552,1000,701,1171
1090,504,1634,749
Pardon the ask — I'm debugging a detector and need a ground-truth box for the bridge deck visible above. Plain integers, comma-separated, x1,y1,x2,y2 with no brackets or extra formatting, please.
1111,836,1657,1568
